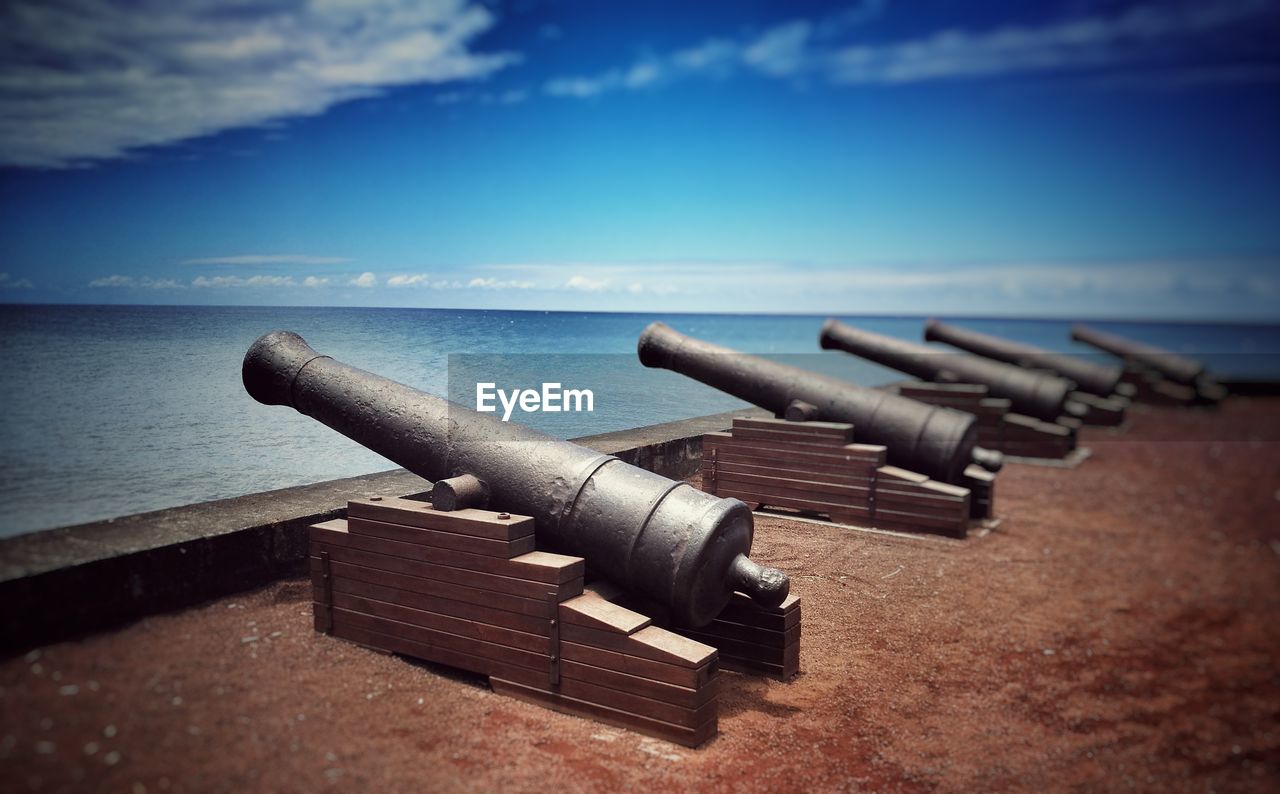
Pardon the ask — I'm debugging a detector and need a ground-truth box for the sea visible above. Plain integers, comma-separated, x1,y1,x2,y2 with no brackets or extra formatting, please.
2,304,1278,538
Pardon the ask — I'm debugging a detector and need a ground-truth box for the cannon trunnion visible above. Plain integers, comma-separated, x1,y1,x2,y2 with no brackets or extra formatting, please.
243,330,787,627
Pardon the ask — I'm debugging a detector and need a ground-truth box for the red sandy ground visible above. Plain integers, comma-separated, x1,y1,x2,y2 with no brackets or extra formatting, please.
2,399,1279,793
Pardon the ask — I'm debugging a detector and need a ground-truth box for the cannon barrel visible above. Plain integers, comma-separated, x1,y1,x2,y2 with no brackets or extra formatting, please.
637,322,999,485
1070,324,1204,385
924,319,1126,398
820,319,1085,423
242,331,788,627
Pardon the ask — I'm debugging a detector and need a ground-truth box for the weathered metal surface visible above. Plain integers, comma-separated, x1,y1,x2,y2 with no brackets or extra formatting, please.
820,319,1085,423
637,322,998,485
925,318,1129,398
1070,323,1205,385
243,331,788,627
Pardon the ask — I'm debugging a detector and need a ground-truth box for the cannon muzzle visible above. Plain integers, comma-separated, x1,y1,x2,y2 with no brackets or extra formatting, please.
821,319,1081,423
924,319,1127,399
243,331,788,626
638,322,999,483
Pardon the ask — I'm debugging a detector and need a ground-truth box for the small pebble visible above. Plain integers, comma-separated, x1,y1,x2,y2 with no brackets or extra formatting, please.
241,636,259,644
103,750,122,766
59,685,79,696
35,741,55,754
104,725,117,738
84,742,99,755
1043,649,1055,656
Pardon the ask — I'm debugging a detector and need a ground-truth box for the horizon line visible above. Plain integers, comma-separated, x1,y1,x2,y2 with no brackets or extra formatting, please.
1,300,1277,327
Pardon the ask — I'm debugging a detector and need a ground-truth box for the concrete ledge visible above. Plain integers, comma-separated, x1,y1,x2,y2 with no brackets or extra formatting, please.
0,408,762,654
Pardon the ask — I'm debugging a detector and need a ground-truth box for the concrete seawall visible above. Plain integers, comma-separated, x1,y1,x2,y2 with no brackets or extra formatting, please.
0,408,766,653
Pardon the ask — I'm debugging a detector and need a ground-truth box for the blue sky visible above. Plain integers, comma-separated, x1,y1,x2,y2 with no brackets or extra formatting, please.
1,0,1278,319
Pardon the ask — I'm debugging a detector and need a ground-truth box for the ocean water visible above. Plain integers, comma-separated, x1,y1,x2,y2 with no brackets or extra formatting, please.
1,304,1277,537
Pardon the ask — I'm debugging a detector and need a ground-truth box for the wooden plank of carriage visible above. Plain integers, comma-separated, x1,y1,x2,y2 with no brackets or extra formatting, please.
676,593,802,681
496,584,722,747
311,506,724,747
730,416,854,440
1002,413,1075,458
962,464,997,520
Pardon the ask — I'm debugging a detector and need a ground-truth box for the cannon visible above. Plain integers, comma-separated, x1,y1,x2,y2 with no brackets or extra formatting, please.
637,322,1001,486
820,319,1086,423
1070,324,1204,385
242,331,788,627
924,319,1131,399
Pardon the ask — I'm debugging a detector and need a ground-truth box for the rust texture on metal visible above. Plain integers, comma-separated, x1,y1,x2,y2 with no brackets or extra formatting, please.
243,330,788,627
820,318,1085,423
637,322,998,485
925,318,1129,399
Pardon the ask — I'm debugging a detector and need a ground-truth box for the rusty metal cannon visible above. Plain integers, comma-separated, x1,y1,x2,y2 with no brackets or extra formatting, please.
1069,323,1226,401
1070,324,1202,384
820,319,1086,423
242,330,788,627
637,322,1001,486
924,319,1131,399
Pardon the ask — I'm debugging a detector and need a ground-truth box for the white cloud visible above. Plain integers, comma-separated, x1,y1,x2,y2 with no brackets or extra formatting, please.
88,274,135,286
743,21,813,77
671,39,740,73
88,275,180,289
478,257,1278,313
0,272,35,289
624,62,663,89
388,273,535,289
88,275,134,288
826,2,1280,85
1,0,520,168
467,277,534,289
350,272,378,288
564,274,611,292
545,72,625,98
192,274,297,288
544,0,1279,100
302,276,330,288
387,273,432,287
180,254,353,266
